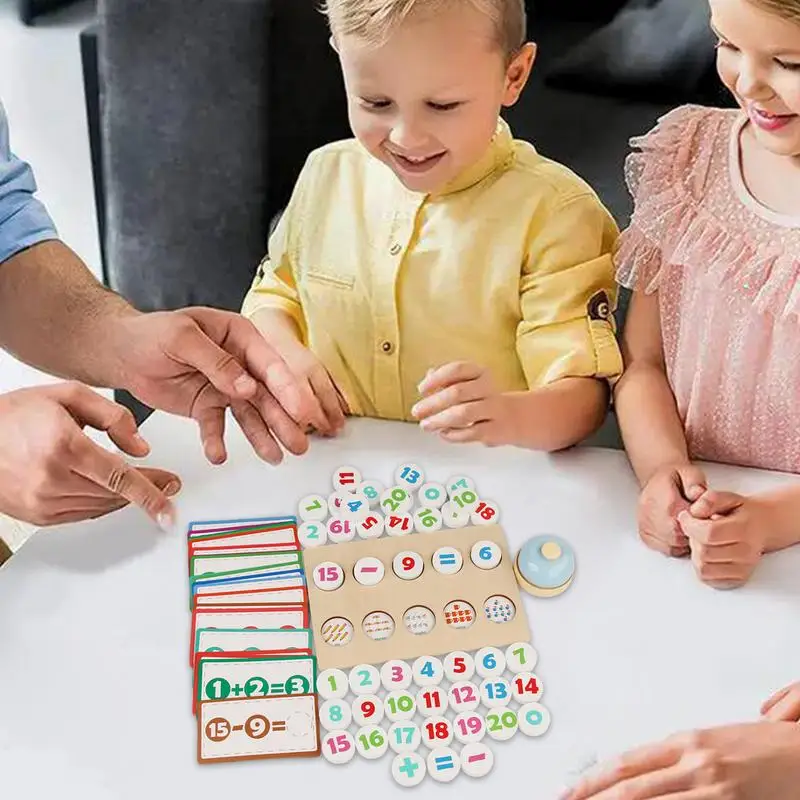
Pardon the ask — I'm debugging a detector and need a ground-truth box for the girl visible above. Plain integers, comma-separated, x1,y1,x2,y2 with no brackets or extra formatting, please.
614,0,800,591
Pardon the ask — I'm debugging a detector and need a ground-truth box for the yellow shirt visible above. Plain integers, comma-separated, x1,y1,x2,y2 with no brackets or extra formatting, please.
242,118,623,421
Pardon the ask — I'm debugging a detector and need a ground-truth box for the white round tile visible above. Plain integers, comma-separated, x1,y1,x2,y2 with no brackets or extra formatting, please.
403,605,436,636
380,485,414,515
471,540,503,570
355,725,388,760
420,716,453,749
322,730,356,764
416,686,449,718
326,515,356,544
460,742,494,778
351,693,384,726
362,611,395,641
385,512,413,536
453,711,486,744
512,672,544,703
485,707,518,741
317,668,348,700
471,499,500,526
443,650,475,682
384,689,416,722
332,465,362,493
432,546,463,575
358,479,384,507
388,721,422,754
440,500,470,528
320,699,352,732
394,462,426,492
418,481,447,508
298,493,328,522
391,752,426,787
392,550,424,580
518,702,552,737
445,475,476,498
479,678,512,709
475,646,506,678
448,681,481,713
354,556,385,586
505,641,538,673
413,506,443,533
427,747,461,783
412,656,444,687
313,561,344,591
339,491,370,521
356,512,385,539
348,664,381,695
298,520,327,548
380,660,413,691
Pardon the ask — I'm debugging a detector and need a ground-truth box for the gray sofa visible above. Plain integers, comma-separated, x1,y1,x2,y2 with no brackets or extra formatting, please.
82,0,723,444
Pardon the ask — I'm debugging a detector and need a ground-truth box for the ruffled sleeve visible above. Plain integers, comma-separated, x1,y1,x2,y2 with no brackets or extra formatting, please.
614,104,724,292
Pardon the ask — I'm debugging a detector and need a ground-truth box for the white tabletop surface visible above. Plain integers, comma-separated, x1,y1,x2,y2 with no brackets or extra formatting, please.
1,414,798,799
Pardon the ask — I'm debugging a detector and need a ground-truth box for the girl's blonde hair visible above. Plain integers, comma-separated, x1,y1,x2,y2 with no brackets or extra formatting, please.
751,0,800,22
321,0,527,58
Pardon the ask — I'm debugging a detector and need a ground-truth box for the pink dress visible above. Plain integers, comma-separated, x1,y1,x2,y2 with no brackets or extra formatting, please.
616,104,800,475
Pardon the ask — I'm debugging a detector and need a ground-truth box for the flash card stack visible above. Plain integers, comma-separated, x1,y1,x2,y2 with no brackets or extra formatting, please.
187,516,321,763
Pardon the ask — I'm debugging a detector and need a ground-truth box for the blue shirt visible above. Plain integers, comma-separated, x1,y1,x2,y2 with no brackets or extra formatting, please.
0,100,58,264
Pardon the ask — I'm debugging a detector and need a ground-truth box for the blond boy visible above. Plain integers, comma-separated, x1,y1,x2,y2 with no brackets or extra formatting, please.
242,0,623,451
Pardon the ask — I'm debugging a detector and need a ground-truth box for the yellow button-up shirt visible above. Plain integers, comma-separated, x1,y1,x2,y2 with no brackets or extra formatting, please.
242,119,623,421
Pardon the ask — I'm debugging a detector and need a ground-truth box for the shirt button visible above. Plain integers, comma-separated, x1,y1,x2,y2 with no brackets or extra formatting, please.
380,340,395,355
390,243,402,255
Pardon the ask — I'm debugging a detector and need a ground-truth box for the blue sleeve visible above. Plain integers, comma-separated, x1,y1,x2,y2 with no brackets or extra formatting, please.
0,100,58,265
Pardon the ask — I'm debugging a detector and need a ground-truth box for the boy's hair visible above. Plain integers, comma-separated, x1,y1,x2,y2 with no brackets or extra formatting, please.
751,0,800,22
321,0,527,59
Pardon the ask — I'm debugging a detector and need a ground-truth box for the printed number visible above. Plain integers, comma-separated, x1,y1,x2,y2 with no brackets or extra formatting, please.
363,485,379,499
347,500,363,513
318,566,340,582
329,520,351,535
329,705,343,723
305,498,322,512
424,487,440,501
486,682,508,701
479,546,494,561
358,729,385,750
454,490,477,509
359,670,373,687
327,734,352,754
452,657,466,675
401,467,421,484
526,708,543,725
327,674,339,692
450,479,468,492
487,711,517,731
394,726,415,744
420,661,435,678
474,502,496,521
457,716,483,737
425,721,450,740
392,666,404,683
422,690,443,709
244,676,268,697
387,695,414,714
402,556,416,571
206,678,231,700
453,685,477,704
360,700,376,718
418,509,437,527
338,472,356,486
245,714,270,739
306,524,319,539
390,516,410,531
206,718,231,742
383,488,408,512
513,647,527,666
362,516,379,530
285,675,309,695
482,652,497,670
515,676,540,695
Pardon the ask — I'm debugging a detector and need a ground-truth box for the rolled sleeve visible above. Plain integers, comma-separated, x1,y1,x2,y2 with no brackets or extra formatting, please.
0,102,58,265
517,192,623,387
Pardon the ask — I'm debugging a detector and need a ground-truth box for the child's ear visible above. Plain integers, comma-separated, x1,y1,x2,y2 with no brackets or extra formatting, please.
502,42,536,107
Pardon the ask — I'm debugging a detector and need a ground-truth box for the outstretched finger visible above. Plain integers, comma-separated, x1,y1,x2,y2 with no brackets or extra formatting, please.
69,433,176,531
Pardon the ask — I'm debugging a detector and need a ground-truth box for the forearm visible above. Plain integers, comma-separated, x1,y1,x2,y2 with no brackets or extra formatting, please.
614,362,690,485
760,486,800,553
504,377,608,452
0,241,138,386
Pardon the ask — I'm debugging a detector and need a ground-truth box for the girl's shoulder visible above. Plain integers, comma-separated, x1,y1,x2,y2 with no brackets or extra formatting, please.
626,104,738,202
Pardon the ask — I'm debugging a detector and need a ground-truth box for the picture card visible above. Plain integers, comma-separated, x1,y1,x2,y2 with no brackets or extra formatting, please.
190,606,309,666
197,694,320,762
189,516,295,538
190,526,299,552
190,551,302,580
196,654,316,709
194,627,313,657
193,584,308,609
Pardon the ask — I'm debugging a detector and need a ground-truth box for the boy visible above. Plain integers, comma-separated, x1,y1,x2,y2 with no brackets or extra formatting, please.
242,0,623,451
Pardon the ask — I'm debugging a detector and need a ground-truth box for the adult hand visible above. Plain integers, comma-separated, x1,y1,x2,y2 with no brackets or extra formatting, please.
762,682,800,722
412,362,513,446
0,384,180,530
679,490,770,589
115,307,324,465
637,464,707,557
562,722,800,800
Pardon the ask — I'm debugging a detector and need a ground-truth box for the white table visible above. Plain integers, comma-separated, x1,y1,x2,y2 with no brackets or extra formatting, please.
1,415,798,799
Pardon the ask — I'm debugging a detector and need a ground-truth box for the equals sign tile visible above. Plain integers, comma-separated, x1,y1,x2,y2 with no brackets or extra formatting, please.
438,555,456,564
435,755,455,770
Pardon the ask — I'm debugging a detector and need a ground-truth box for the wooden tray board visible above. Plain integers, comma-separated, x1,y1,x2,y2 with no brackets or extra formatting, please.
303,524,530,670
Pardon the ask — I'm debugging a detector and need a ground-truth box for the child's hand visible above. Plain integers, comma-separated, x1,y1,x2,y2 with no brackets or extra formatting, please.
411,362,513,447
678,491,771,589
637,464,707,558
761,682,800,723
273,338,348,436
